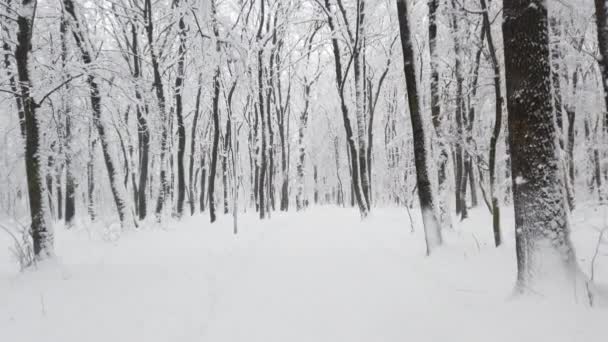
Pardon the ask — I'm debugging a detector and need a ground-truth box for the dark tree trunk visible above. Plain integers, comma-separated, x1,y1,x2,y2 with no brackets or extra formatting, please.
396,0,442,254
354,0,371,210
200,154,207,212
15,0,52,258
256,0,268,220
208,0,222,223
314,166,319,205
128,20,150,221
60,16,76,226
503,0,583,294
87,125,96,221
189,80,203,215
594,0,608,131
324,0,368,217
143,0,170,220
222,117,233,215
450,0,466,219
480,0,503,247
174,1,187,218
208,67,221,223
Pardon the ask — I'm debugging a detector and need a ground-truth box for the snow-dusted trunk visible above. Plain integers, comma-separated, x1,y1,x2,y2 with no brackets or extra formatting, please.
223,81,237,215
479,0,503,247
143,0,169,220
128,20,150,221
503,0,585,297
296,85,310,211
428,0,450,228
188,79,202,216
174,0,187,218
549,18,575,211
256,0,268,220
354,0,371,210
15,0,52,258
63,0,135,230
60,15,76,226
395,0,442,254
324,0,368,218
595,0,608,132
209,2,221,223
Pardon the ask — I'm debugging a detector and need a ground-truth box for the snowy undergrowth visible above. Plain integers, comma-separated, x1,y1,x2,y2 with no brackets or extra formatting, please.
0,207,606,342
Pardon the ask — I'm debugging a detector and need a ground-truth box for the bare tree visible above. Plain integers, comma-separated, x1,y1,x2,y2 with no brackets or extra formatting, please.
395,0,442,255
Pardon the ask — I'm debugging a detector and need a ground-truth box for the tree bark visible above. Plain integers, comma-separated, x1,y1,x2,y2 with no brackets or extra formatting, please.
60,15,76,226
174,0,187,218
15,0,52,258
395,0,442,255
480,0,503,247
323,0,368,217
189,78,203,215
503,0,584,295
208,5,221,223
594,0,608,132
143,0,170,220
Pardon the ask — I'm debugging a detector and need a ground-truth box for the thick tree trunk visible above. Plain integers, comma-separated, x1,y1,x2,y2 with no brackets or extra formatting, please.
595,0,608,132
15,0,52,258
503,0,585,296
396,0,442,254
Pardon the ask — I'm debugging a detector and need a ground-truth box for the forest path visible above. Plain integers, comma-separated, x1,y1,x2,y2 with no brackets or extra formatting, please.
1,208,605,342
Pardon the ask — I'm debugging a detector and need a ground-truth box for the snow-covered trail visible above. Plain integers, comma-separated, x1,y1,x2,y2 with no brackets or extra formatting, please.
1,208,606,342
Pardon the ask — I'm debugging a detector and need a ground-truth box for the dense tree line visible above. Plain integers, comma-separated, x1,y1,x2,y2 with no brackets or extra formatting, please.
0,0,605,298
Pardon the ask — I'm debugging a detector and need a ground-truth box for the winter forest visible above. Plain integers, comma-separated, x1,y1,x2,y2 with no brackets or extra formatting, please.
1,0,608,340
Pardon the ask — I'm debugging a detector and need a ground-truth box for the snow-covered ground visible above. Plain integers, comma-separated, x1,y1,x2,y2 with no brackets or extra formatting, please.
1,207,606,342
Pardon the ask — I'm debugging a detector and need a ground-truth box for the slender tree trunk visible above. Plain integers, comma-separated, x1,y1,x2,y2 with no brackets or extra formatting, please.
87,125,96,221
200,153,207,212
142,0,169,220
208,56,221,222
296,83,310,211
480,0,503,247
503,0,585,296
59,16,76,226
354,0,371,210
189,79,203,215
396,0,442,255
428,0,450,228
174,0,187,218
324,0,368,217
